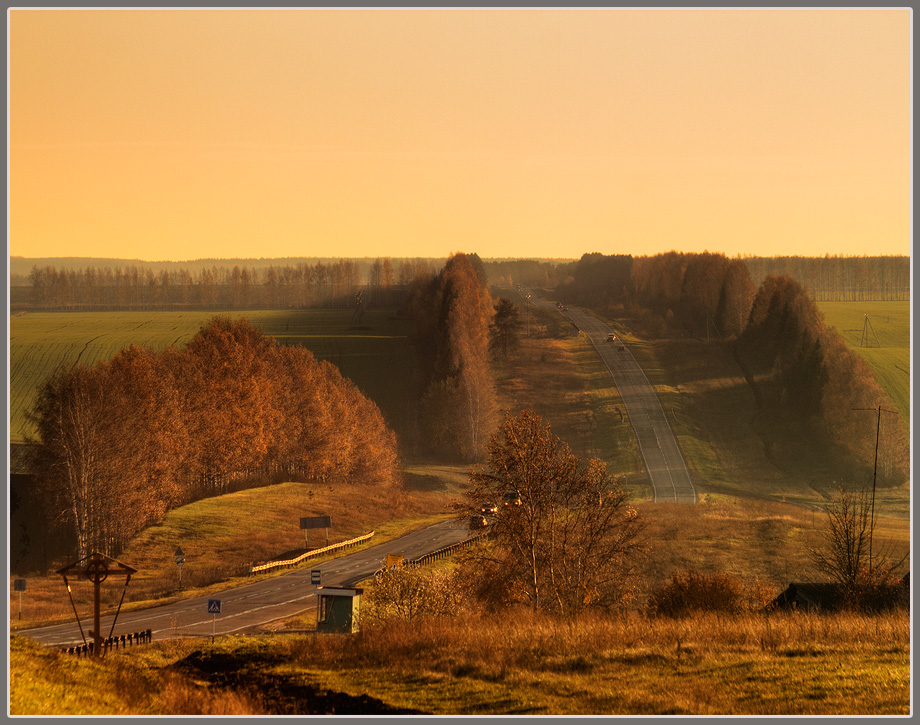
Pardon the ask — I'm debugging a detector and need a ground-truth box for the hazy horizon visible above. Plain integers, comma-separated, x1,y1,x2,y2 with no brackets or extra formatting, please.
10,8,910,261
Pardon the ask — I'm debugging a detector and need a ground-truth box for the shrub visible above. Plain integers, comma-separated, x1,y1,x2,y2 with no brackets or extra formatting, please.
646,571,746,617
362,567,478,623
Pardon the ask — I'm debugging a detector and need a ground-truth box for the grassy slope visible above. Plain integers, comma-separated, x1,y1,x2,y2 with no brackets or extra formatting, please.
10,475,462,629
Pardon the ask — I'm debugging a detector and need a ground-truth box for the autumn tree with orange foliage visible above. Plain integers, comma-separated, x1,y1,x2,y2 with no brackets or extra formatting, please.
29,316,399,559
413,253,496,461
463,410,644,614
179,317,283,494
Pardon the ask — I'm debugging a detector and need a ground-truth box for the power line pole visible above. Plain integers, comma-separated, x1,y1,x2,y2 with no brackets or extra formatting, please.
859,314,880,348
853,405,899,574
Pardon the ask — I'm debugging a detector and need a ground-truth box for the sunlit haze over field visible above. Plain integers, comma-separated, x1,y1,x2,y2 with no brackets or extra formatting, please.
9,8,911,262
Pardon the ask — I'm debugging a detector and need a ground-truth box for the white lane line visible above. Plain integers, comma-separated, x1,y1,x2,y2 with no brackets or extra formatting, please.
150,591,317,638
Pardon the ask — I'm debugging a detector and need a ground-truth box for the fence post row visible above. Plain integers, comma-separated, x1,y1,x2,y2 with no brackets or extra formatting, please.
61,629,152,656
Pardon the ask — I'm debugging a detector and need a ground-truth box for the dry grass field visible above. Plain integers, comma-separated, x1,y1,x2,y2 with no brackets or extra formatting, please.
11,608,909,715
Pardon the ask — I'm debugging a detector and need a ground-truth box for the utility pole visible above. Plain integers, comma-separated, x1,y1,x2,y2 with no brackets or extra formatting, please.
859,314,881,348
854,405,899,574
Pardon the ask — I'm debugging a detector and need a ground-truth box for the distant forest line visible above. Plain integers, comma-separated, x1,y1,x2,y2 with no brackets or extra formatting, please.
11,254,909,310
13,249,910,566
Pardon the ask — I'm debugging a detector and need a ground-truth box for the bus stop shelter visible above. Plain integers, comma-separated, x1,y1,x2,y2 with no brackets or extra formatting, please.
316,587,363,633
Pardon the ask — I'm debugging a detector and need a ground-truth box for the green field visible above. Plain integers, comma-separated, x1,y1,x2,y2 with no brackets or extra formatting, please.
816,301,910,430
9,309,414,443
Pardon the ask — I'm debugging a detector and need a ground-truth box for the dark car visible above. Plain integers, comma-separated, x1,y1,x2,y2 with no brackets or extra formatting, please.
480,502,498,515
502,489,522,507
469,515,489,531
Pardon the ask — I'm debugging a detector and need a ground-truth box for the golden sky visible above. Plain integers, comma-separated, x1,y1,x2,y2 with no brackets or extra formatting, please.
9,8,911,261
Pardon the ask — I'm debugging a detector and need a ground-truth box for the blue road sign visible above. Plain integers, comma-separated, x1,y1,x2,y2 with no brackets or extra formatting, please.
310,570,321,585
207,599,221,614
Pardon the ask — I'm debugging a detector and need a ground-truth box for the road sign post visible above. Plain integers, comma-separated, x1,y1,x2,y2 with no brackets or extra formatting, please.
175,546,185,588
300,516,332,549
311,570,322,625
207,599,221,642
13,579,26,620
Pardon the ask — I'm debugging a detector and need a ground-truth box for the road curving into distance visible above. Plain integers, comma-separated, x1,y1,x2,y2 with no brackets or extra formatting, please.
528,293,696,504
17,518,472,648
18,295,695,650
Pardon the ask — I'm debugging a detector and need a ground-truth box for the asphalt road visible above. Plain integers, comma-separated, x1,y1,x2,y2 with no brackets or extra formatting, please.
17,518,473,648
531,295,696,503
18,296,694,649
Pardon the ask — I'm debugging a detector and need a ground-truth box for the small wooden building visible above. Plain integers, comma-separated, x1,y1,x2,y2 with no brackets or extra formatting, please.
770,583,846,612
770,577,909,613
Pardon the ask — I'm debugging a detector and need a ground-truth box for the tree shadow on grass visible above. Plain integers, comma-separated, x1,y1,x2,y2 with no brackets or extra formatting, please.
402,472,448,492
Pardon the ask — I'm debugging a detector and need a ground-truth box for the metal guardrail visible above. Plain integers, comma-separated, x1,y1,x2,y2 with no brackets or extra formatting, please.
405,533,484,569
249,531,376,575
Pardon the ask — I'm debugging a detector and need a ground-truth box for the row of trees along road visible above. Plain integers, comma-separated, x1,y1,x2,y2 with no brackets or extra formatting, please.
737,274,909,485
409,253,498,462
558,251,909,487
28,316,398,559
558,251,756,339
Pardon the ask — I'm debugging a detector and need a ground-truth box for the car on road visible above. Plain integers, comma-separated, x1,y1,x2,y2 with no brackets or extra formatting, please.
502,489,522,507
469,515,489,530
480,502,498,515
607,333,616,342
